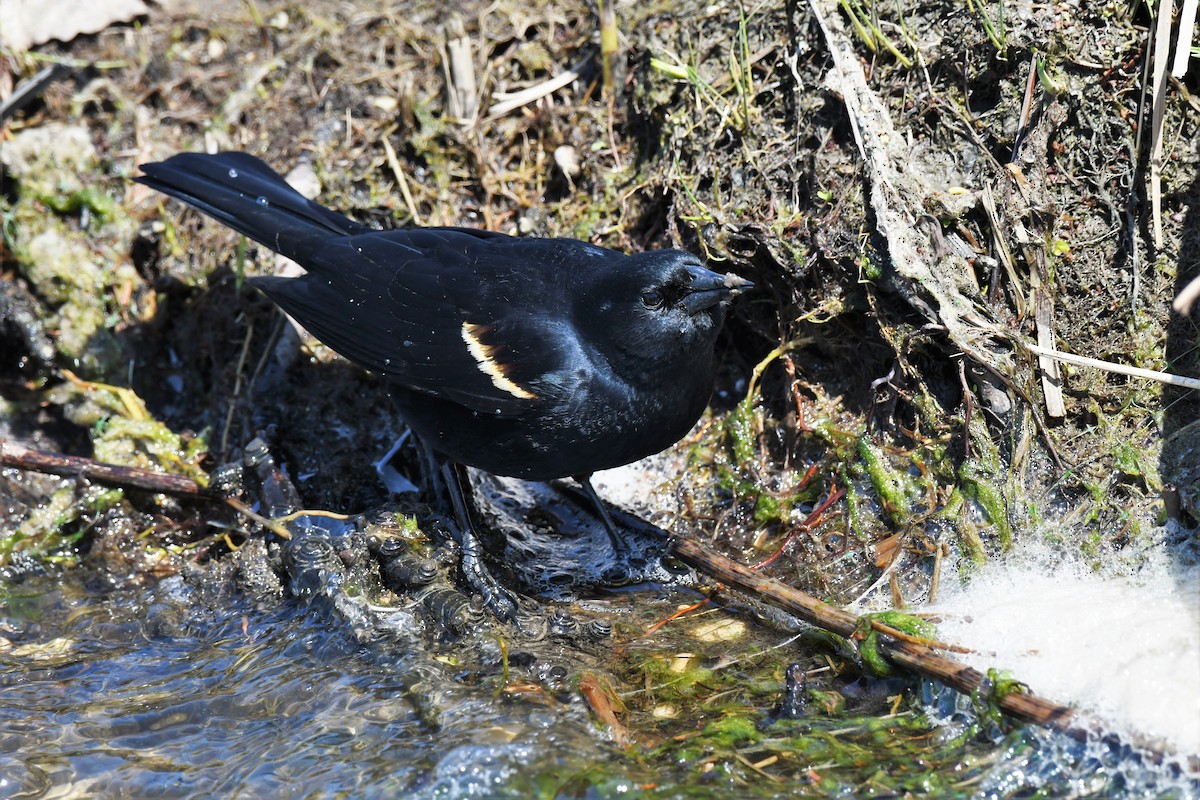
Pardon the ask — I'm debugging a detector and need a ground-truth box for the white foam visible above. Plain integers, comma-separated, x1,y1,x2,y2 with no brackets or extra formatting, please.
591,452,680,515
929,532,1200,756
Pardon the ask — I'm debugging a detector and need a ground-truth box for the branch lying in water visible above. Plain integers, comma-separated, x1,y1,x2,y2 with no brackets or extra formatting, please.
0,438,214,497
667,531,1076,730
0,438,292,538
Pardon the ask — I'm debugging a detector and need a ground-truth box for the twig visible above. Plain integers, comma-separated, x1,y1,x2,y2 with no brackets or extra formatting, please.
928,540,947,604
442,16,478,124
980,185,1026,318
1003,64,1066,420
598,0,619,97
1148,0,1175,248
0,439,300,539
957,357,973,459
752,485,844,570
224,497,294,539
0,62,76,123
487,67,582,118
1173,0,1198,78
0,439,213,497
1010,53,1038,161
1029,248,1065,419
220,319,255,458
1024,343,1200,390
383,136,423,226
1173,272,1200,315
666,533,1077,730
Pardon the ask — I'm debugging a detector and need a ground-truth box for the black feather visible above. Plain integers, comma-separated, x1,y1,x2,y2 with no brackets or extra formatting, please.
136,152,752,480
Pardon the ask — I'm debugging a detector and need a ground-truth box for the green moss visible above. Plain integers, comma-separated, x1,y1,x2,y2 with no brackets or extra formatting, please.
958,460,1012,549
857,436,924,528
36,188,117,219
701,714,761,747
856,611,937,677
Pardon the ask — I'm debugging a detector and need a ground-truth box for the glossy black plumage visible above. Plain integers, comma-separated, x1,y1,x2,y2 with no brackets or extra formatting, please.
136,152,751,483
138,151,752,618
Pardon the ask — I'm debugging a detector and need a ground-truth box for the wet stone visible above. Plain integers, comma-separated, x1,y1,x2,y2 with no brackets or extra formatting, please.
421,588,485,636
380,554,438,591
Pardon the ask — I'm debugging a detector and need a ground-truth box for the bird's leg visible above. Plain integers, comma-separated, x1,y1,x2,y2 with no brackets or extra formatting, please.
574,474,629,557
415,436,448,500
572,475,641,583
439,460,519,621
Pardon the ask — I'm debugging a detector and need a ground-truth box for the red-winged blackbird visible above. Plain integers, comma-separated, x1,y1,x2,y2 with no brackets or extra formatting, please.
136,152,752,617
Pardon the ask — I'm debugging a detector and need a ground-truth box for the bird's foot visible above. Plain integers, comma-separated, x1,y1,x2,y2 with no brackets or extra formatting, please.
574,474,638,584
438,460,520,621
458,531,519,621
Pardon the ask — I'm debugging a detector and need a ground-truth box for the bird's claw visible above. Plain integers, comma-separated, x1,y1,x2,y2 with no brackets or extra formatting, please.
460,544,519,621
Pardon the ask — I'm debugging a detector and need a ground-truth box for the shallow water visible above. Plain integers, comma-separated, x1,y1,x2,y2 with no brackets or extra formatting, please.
2,550,1198,799
0,574,635,799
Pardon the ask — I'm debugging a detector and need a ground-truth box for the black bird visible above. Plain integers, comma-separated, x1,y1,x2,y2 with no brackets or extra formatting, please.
136,152,751,616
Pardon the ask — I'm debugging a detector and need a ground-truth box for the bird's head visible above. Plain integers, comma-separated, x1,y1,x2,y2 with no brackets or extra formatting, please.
578,250,752,374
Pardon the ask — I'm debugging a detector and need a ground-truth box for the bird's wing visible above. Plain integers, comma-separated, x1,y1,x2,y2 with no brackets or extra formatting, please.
250,229,592,416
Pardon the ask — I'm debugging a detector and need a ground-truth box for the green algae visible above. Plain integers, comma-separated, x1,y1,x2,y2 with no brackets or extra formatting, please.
974,669,1031,730
1,378,208,565
702,714,762,747
958,460,1013,549
855,611,938,678
855,436,926,529
1,483,125,565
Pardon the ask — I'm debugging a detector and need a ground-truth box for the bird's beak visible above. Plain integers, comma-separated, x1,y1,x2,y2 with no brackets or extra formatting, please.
681,266,754,315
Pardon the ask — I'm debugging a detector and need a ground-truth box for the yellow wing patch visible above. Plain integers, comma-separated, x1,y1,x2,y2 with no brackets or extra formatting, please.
461,322,539,400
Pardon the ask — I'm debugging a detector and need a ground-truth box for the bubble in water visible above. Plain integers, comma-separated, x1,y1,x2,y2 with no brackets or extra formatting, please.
403,340,413,348
256,196,269,207
228,168,238,179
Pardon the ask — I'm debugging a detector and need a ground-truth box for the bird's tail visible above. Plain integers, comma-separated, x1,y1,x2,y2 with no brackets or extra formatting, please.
135,152,367,260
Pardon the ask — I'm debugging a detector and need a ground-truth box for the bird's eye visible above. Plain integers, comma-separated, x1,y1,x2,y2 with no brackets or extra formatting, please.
641,289,662,308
